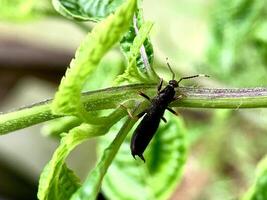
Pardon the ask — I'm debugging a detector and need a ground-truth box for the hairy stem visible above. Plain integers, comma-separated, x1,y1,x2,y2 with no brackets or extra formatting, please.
1,84,267,135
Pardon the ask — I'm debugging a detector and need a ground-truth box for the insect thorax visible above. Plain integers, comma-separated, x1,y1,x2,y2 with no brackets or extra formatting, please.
158,85,176,103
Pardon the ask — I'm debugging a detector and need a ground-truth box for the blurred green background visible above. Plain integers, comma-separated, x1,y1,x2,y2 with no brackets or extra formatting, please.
0,0,267,199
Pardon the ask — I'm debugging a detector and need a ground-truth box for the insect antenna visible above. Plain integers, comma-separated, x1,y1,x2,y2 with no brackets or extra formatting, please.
165,58,209,85
166,58,175,80
177,74,210,85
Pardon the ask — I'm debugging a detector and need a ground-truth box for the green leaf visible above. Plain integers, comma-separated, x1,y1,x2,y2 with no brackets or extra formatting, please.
254,22,267,43
99,114,188,200
115,21,153,84
51,0,137,121
55,164,81,199
82,52,124,91
38,123,111,200
38,123,97,200
42,116,82,138
242,155,267,200
38,163,81,200
42,55,123,138
38,109,126,200
116,10,158,85
207,0,265,73
38,109,125,200
52,0,125,21
70,117,137,200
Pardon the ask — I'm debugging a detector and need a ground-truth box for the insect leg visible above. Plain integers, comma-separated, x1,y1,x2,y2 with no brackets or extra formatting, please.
138,91,151,102
157,78,163,93
119,104,135,119
139,154,146,162
173,94,183,101
132,154,146,162
161,116,167,123
136,110,147,119
167,107,178,116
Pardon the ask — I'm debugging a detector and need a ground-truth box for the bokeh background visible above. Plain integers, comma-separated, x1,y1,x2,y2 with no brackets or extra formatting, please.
0,0,267,199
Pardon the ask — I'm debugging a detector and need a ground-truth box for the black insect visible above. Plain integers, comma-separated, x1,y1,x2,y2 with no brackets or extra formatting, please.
130,62,208,162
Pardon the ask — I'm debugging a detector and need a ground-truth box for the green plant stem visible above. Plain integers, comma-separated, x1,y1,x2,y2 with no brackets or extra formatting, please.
1,84,267,135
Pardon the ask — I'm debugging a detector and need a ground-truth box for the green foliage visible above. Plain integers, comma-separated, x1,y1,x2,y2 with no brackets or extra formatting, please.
38,108,126,200
243,155,267,200
71,116,137,200
37,123,98,200
41,116,82,138
52,0,125,21
118,9,157,84
206,0,266,85
82,52,124,90
0,0,54,21
57,164,81,198
115,21,156,84
51,0,137,120
40,163,81,200
2,0,267,200
203,4,267,198
254,22,267,44
43,53,123,139
254,21,267,67
99,114,187,200
36,1,161,199
205,5,267,198
38,123,91,200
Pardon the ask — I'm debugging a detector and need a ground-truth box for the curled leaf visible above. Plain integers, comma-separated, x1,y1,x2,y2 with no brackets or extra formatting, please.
38,123,99,200
38,109,126,200
117,9,158,85
51,0,137,121
115,21,156,84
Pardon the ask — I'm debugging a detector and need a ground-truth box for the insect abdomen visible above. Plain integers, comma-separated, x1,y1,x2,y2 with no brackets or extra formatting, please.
130,109,164,162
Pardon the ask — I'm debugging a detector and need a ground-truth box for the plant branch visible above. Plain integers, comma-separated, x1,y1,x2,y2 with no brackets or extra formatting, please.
1,84,267,135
